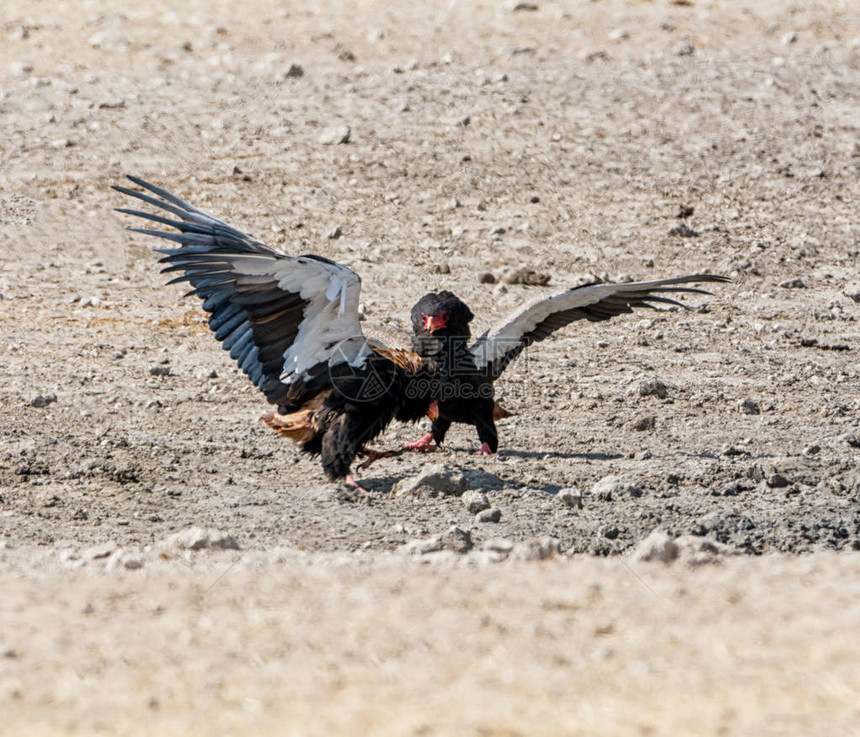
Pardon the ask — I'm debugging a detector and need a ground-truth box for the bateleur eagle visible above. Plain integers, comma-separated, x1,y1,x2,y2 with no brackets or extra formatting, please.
115,176,726,488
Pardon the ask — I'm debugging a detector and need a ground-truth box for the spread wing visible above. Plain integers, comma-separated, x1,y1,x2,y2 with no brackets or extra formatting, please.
470,274,728,379
114,176,373,408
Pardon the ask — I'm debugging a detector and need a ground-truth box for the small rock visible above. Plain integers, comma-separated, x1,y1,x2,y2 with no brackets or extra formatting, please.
98,99,126,110
803,444,821,456
399,536,443,555
79,296,100,307
318,125,351,145
608,28,629,40
30,393,57,408
668,223,699,238
440,526,473,553
842,433,860,449
843,283,860,303
285,63,304,78
629,530,679,563
511,537,560,561
629,414,656,432
639,379,668,398
462,490,490,514
721,482,743,497
598,524,619,540
738,397,760,415
505,268,551,286
506,0,539,10
482,538,514,554
122,556,144,570
747,464,765,482
781,31,799,45
82,542,118,560
159,527,240,552
592,475,642,500
767,473,791,488
675,205,694,219
676,41,695,56
394,464,468,497
476,507,502,523
779,277,805,289
327,226,343,240
478,272,496,284
557,488,583,509
149,365,171,376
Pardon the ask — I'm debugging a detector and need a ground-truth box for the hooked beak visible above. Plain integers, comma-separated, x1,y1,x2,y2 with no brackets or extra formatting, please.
427,399,439,422
422,312,448,334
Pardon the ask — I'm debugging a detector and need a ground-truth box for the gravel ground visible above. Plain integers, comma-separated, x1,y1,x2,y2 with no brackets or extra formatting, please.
1,0,859,734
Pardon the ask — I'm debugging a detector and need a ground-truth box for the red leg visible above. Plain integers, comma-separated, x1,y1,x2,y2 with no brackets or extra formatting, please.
356,447,403,470
344,474,369,493
402,432,438,452
475,442,494,456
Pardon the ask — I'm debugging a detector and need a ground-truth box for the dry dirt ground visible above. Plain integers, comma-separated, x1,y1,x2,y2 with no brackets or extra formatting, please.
1,0,859,734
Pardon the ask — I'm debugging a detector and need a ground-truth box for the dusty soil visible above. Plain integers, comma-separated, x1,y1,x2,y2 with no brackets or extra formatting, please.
1,0,859,734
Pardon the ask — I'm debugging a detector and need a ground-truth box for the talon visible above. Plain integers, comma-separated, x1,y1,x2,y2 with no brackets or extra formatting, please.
402,432,438,452
344,474,369,493
356,447,403,470
475,442,494,456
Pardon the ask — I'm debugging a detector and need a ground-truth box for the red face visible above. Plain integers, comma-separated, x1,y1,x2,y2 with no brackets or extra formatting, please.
422,312,448,333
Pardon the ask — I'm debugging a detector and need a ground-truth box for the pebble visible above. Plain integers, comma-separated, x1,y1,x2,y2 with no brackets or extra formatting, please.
393,464,468,497
738,397,760,415
781,31,799,45
592,474,642,500
30,393,57,408
598,524,619,540
318,125,350,145
668,223,699,238
506,0,539,11
779,277,806,288
767,473,791,488
149,365,171,376
476,507,502,523
462,490,490,514
82,541,118,560
842,433,860,449
629,415,656,432
399,536,443,555
482,539,514,554
803,444,821,456
630,530,737,565
639,379,668,399
676,41,695,56
478,272,496,284
511,537,560,561
557,488,583,509
843,283,860,303
440,526,473,553
284,63,304,78
327,226,343,240
608,29,629,41
158,527,240,552
505,268,551,286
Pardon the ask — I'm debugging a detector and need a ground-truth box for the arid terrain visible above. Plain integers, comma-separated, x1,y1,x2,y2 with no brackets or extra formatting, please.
1,0,859,734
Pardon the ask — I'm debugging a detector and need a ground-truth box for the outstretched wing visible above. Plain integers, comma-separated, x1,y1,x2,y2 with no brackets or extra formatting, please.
470,274,728,378
114,176,371,408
